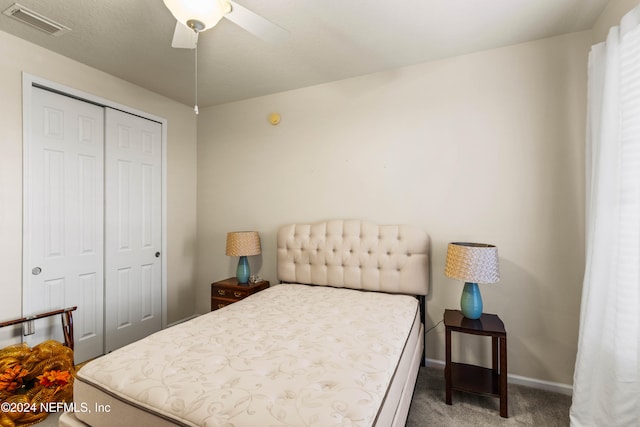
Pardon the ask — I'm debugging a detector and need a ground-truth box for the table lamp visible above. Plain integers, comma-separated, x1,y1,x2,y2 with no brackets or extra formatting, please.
225,231,261,284
444,242,500,319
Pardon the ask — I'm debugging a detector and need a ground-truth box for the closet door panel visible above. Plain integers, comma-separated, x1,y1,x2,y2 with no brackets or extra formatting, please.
105,108,162,353
24,87,105,363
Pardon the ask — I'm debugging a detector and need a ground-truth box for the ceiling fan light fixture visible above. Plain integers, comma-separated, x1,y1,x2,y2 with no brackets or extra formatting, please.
163,0,229,32
186,19,205,32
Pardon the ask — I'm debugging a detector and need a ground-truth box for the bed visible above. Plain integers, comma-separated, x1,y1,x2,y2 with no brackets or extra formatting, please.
60,219,430,427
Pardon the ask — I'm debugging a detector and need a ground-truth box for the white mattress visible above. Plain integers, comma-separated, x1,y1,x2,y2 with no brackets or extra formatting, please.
69,284,422,427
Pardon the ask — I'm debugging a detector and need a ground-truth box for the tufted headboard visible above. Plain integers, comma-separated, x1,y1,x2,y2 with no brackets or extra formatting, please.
277,219,430,296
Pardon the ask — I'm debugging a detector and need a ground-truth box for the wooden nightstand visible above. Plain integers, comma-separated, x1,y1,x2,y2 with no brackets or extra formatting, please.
444,309,508,418
211,277,269,311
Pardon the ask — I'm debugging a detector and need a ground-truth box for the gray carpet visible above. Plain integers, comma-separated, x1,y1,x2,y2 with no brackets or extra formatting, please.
407,367,572,426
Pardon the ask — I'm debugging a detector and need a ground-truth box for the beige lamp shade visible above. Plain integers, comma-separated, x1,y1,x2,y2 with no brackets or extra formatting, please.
444,242,499,284
225,231,261,257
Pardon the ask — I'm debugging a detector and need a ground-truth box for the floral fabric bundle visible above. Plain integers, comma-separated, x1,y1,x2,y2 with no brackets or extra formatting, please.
0,340,74,427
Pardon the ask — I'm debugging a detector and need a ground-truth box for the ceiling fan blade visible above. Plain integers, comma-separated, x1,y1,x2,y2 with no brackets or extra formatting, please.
225,1,289,44
171,21,198,49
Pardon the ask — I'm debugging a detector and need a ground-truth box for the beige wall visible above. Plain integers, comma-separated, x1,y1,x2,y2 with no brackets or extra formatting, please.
0,30,198,340
196,30,592,385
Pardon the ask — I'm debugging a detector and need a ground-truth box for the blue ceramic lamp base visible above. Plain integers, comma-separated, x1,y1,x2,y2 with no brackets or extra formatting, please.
460,282,483,319
236,256,250,284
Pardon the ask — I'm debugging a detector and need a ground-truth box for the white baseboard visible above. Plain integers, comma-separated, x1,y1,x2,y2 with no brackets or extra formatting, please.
166,314,199,328
425,358,573,396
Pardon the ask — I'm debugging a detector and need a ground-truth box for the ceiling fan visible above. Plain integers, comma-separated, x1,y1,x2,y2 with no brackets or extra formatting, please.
163,0,288,49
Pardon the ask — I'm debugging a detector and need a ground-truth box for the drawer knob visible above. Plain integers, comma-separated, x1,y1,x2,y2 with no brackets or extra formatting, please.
234,292,242,298
217,289,226,296
217,303,225,309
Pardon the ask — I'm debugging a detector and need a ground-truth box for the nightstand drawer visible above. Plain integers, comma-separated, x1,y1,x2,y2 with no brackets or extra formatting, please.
211,297,235,310
213,287,250,299
210,277,270,311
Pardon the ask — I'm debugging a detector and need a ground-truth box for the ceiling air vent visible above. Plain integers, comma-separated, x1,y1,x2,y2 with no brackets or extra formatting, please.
2,3,71,36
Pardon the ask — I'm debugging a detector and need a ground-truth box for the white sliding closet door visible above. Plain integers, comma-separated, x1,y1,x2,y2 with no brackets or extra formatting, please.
24,87,105,363
24,84,164,362
104,108,162,353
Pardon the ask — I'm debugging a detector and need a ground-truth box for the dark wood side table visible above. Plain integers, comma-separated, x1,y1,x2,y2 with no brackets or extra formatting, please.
211,277,270,311
444,309,508,418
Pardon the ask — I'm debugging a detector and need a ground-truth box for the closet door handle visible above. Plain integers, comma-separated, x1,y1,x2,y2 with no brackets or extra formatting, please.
155,252,160,258
32,267,42,275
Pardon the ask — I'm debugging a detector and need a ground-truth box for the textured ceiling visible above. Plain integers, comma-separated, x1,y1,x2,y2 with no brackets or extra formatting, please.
0,0,609,108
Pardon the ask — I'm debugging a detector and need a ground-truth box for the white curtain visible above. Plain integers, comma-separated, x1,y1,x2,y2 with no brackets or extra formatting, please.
570,6,640,427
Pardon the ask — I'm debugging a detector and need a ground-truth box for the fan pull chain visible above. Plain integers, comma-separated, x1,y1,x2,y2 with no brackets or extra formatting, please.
194,40,199,115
